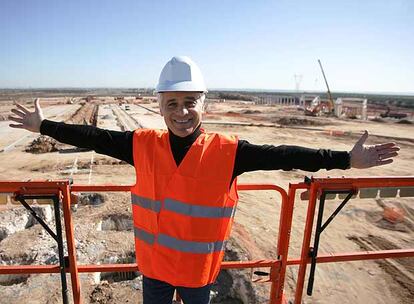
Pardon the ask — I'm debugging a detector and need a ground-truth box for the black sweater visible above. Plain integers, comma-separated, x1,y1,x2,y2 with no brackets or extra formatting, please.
40,120,350,181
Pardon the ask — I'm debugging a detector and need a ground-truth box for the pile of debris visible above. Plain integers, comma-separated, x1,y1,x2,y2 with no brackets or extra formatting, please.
25,136,58,154
275,116,327,126
25,103,100,154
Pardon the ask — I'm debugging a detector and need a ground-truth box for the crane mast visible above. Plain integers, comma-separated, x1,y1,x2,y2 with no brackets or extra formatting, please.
318,59,334,112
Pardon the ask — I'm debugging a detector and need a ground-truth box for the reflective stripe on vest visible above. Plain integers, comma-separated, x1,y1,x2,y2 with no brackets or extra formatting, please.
134,227,155,245
131,194,161,213
134,227,225,254
132,193,235,218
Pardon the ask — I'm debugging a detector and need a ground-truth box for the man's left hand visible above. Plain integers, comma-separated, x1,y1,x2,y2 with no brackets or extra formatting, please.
350,130,400,169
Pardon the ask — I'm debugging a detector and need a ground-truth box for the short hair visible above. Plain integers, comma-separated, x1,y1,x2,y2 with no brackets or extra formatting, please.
157,93,206,106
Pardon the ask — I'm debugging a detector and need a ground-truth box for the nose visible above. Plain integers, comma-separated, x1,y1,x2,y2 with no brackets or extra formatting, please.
177,105,189,115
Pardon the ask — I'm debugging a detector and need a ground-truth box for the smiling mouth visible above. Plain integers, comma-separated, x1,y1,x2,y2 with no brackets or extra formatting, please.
173,119,192,124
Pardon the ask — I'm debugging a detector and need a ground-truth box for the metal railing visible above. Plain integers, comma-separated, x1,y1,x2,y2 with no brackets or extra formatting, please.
288,176,414,303
0,181,290,304
1,177,413,303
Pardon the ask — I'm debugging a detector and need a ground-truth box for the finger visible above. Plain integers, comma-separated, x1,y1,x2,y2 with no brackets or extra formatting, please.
376,159,393,166
374,143,398,149
379,152,399,160
35,98,41,112
8,116,23,123
356,130,369,146
11,109,26,118
378,147,400,155
15,103,30,114
9,124,25,129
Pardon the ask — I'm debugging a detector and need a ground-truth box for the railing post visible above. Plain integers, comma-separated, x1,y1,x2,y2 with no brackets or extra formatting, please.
60,183,82,304
53,195,69,304
294,182,318,303
270,185,296,304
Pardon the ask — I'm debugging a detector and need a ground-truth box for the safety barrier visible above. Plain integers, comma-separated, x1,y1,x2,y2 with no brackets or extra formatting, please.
0,181,290,304
287,176,414,303
0,177,413,304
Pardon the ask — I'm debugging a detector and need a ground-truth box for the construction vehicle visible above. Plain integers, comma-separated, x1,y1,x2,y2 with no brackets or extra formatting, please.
304,60,334,116
304,96,333,116
380,106,408,119
318,59,335,113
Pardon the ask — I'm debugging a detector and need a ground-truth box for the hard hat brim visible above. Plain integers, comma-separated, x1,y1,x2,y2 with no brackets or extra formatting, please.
156,81,207,93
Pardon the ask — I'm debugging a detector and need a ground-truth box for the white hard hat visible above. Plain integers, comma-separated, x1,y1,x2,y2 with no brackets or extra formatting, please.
156,56,207,92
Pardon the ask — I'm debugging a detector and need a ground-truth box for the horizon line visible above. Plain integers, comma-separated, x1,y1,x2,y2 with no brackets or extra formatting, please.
0,87,413,97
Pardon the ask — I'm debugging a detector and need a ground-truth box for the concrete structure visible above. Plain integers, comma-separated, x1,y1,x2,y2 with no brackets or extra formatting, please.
335,98,368,120
257,95,299,105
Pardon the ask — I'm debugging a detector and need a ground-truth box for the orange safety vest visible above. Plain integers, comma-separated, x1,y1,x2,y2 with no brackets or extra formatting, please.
130,129,238,287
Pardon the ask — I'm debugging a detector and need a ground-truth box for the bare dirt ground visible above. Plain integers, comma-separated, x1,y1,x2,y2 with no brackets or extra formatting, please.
0,97,413,304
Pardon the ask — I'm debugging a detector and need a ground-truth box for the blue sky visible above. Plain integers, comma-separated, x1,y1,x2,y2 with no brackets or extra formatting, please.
1,0,413,93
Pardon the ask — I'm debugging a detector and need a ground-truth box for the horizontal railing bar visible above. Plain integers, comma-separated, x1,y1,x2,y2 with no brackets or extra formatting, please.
71,185,131,192
70,184,287,193
0,260,281,275
287,248,414,265
0,265,60,274
9,248,413,275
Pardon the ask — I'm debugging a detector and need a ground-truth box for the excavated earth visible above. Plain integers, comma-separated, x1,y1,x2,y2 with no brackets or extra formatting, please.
0,98,413,303
25,103,99,154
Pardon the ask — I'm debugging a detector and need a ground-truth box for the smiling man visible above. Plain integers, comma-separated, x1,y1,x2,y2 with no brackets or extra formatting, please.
9,56,399,304
156,56,207,138
158,92,205,137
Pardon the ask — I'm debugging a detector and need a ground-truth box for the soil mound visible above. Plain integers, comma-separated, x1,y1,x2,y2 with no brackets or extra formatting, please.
275,117,327,126
25,136,58,154
397,119,413,125
242,110,262,114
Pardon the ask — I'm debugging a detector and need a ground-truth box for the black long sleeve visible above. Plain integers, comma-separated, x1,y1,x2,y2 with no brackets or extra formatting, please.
233,140,350,179
40,120,350,179
40,120,134,165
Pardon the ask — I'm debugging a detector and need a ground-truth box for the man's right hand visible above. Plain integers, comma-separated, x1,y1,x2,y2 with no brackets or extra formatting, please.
9,98,45,133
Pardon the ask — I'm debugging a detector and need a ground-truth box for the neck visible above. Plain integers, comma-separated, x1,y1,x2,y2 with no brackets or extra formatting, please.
168,124,202,144
168,124,202,166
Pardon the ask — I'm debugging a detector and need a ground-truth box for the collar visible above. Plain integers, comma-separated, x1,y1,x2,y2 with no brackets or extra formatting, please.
168,124,202,146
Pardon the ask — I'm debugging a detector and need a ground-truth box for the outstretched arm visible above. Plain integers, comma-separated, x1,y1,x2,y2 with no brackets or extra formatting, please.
8,98,134,165
233,141,350,179
233,131,400,179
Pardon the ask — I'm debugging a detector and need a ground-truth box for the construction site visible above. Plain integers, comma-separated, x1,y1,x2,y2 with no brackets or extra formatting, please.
0,92,413,304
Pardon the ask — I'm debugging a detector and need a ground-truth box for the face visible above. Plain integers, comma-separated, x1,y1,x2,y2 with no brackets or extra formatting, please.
159,91,204,137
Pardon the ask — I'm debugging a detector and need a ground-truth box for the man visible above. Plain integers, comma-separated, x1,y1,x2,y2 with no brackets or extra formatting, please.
9,56,399,304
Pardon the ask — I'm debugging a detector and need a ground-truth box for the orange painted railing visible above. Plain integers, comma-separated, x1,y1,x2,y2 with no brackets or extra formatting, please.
0,181,290,304
287,176,414,303
1,177,413,304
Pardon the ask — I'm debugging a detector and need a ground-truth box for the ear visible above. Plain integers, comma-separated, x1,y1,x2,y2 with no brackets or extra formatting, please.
200,94,206,113
158,102,164,116
157,94,164,116
201,100,206,113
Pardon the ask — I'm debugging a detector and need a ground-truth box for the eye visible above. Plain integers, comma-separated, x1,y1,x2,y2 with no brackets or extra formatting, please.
185,101,197,108
167,102,177,109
